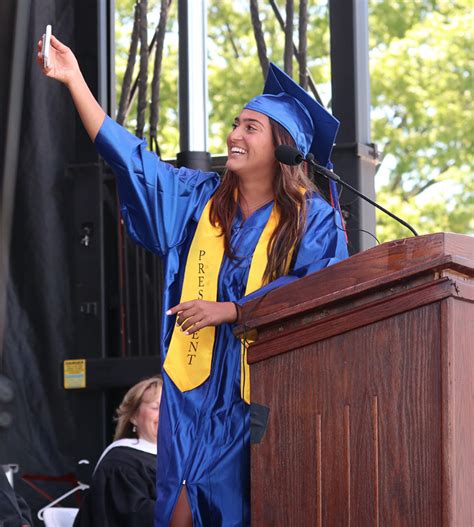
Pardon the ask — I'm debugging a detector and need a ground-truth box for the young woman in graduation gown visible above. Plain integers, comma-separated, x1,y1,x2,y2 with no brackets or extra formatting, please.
73,377,162,526
38,35,348,527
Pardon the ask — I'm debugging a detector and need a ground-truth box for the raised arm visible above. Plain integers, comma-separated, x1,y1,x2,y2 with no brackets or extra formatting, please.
37,34,219,257
37,34,105,141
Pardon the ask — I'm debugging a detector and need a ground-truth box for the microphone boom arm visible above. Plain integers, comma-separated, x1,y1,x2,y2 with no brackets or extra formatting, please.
306,156,419,237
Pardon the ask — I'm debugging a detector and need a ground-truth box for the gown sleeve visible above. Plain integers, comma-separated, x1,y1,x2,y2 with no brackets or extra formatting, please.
238,194,348,305
73,449,156,527
94,115,220,256
100,465,155,525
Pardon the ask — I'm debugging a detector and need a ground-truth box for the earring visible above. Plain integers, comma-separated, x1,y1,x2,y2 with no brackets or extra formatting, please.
132,425,137,433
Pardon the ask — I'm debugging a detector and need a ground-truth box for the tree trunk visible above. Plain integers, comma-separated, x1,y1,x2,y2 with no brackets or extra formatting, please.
299,0,308,89
136,0,148,139
150,0,172,153
250,0,269,79
117,3,140,125
284,0,294,75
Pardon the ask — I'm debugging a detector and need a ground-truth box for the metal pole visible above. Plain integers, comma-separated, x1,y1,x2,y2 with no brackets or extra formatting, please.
177,0,211,170
329,0,378,253
98,0,116,116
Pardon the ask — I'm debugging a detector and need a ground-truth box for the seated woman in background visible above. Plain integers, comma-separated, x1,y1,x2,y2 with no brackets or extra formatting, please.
73,376,162,527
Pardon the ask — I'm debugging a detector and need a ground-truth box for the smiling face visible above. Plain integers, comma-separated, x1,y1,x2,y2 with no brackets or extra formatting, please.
130,384,162,444
225,109,277,179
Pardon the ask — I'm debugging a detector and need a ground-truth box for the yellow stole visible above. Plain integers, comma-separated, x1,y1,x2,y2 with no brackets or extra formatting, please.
240,206,296,401
163,196,287,401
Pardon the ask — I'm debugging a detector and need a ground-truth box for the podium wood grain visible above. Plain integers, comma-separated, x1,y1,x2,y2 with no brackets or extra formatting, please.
238,233,474,526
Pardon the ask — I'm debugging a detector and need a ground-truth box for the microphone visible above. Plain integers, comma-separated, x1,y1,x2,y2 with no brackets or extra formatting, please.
274,144,305,166
275,145,418,237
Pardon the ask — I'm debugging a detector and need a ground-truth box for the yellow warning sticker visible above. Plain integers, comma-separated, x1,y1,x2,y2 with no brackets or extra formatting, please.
64,359,86,389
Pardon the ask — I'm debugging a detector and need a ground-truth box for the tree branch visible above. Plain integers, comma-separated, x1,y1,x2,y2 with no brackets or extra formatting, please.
123,5,163,126
405,178,437,199
225,20,240,59
268,0,322,103
404,161,456,199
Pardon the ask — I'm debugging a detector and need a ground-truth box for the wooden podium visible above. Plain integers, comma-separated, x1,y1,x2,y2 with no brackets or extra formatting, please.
238,233,473,526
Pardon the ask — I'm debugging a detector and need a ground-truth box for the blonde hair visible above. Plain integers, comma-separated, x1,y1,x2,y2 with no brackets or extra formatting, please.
113,376,163,441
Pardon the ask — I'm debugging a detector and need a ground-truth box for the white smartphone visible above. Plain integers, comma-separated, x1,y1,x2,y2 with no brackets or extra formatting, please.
42,24,52,68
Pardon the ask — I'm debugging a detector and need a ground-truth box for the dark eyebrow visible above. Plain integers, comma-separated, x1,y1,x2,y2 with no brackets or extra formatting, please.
233,117,265,127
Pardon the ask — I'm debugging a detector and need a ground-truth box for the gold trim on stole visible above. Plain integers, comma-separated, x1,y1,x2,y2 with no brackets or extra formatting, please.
163,198,279,394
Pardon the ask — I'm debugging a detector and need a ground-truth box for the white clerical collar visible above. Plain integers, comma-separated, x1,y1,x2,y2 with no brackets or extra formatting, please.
94,438,157,474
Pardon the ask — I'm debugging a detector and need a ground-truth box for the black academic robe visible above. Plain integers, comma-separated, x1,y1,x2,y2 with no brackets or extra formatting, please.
73,446,156,527
0,469,32,527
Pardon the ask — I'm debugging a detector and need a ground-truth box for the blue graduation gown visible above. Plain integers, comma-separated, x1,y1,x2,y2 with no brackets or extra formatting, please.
95,116,348,526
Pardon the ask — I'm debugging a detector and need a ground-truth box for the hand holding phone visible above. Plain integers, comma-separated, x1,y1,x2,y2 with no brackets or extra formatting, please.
42,25,52,68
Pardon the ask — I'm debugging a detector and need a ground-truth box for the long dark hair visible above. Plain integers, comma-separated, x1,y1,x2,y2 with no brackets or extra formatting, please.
210,118,316,283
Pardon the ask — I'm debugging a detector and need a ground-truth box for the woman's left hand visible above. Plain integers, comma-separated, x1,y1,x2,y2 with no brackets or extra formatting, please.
167,300,237,334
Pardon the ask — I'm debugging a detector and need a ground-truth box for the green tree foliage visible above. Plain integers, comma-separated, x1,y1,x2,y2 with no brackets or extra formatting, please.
207,0,265,153
208,1,334,152
114,0,473,238
370,0,473,239
115,0,332,156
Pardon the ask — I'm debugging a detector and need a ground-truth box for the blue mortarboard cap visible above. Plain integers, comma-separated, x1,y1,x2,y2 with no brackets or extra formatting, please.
245,63,339,168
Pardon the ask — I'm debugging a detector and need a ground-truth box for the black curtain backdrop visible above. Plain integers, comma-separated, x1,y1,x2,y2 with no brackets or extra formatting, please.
0,1,15,178
0,0,87,521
